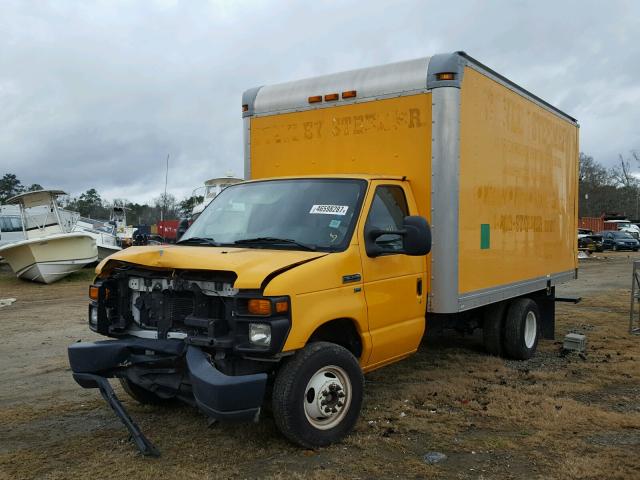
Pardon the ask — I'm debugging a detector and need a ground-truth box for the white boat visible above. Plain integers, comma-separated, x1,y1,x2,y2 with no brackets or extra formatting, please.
73,217,121,260
191,175,242,220
0,190,98,284
110,205,135,247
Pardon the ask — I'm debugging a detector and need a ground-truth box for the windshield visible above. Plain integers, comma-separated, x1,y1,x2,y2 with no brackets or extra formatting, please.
181,178,367,251
613,231,634,239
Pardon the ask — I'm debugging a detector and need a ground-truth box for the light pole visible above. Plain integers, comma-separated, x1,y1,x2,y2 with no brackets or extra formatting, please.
584,193,589,217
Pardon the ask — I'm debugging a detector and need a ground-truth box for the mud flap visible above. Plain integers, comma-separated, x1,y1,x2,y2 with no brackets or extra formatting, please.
73,372,160,457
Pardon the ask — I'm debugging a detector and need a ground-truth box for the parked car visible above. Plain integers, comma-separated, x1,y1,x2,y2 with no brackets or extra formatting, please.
578,234,602,252
605,219,640,239
599,230,640,251
578,229,603,252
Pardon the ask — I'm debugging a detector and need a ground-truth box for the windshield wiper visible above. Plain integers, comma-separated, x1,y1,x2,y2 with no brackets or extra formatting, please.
234,237,317,251
176,236,220,246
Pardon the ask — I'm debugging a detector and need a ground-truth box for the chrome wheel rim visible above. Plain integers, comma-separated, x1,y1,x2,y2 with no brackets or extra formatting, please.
524,311,537,349
304,365,351,430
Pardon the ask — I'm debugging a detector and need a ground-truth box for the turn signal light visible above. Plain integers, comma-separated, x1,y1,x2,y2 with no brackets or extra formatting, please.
341,90,357,99
89,285,108,301
436,72,455,81
324,93,339,101
275,300,289,313
248,299,272,315
89,285,99,301
308,95,322,104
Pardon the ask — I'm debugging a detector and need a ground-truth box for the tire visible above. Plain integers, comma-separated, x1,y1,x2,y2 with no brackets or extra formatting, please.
272,342,364,448
503,298,540,360
119,378,172,405
482,302,507,356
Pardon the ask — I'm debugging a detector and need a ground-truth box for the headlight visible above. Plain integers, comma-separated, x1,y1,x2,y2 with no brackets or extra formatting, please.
249,323,271,346
89,306,98,326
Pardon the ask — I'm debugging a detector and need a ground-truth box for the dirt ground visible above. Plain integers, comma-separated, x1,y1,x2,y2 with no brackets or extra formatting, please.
1,253,640,480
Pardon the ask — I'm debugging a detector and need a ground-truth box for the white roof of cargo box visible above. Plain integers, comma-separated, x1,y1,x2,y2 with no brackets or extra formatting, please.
252,57,430,116
242,51,577,125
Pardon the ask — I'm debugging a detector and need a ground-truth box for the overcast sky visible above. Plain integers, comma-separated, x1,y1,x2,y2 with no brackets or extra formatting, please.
1,0,639,203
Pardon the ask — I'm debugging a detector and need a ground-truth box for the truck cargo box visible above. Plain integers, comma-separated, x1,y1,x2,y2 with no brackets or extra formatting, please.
242,51,578,314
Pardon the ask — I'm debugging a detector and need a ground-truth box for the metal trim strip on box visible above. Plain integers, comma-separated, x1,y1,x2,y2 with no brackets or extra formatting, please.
457,270,577,311
428,87,461,313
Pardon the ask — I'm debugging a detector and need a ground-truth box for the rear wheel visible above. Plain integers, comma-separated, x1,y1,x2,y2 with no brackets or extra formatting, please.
482,302,506,356
503,298,540,360
272,342,364,448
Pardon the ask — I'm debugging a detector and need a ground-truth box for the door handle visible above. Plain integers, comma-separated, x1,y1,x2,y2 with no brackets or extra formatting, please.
416,278,423,296
342,273,361,284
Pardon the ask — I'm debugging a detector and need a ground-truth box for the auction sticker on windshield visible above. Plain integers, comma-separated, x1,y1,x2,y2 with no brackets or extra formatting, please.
309,205,349,215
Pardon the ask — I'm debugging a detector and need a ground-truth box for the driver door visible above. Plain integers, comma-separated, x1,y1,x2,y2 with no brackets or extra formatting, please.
358,181,426,369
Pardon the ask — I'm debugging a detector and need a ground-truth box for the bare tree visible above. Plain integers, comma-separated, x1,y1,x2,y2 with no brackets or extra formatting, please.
579,153,611,187
579,152,640,218
610,153,638,188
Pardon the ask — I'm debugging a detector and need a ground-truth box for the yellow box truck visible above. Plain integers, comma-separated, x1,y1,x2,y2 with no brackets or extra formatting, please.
68,51,578,454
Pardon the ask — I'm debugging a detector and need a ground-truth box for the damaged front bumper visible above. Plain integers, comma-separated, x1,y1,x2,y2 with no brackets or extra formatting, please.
68,337,268,455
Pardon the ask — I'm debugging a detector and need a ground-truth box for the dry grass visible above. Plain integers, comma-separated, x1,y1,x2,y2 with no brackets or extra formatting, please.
1,257,640,479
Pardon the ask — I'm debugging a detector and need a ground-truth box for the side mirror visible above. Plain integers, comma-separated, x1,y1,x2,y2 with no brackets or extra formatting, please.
365,215,431,257
402,216,431,256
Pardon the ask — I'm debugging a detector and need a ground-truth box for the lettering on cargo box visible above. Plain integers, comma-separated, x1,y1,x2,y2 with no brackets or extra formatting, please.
476,185,560,210
253,107,426,145
496,214,556,233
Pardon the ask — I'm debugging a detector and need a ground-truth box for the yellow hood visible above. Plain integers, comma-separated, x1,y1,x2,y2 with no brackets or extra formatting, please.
96,245,328,289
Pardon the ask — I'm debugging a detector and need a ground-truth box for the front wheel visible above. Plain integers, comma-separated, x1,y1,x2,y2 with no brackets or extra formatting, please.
272,342,364,448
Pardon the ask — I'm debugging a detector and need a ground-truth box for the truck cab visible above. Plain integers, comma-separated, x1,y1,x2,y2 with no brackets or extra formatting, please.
70,174,430,449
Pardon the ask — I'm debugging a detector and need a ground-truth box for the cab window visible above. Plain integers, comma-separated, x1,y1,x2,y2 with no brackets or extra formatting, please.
365,186,408,253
